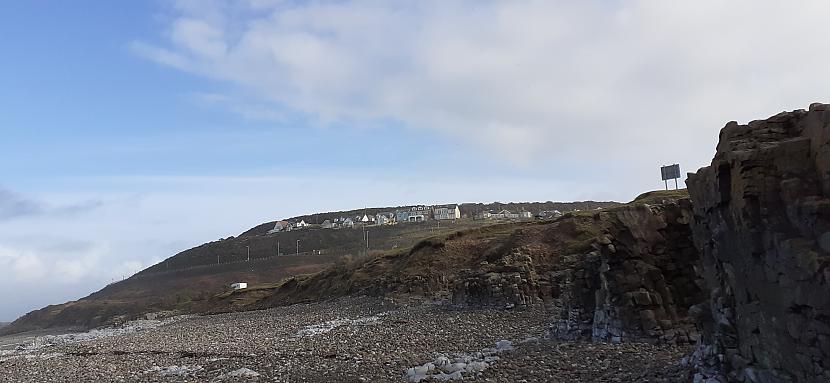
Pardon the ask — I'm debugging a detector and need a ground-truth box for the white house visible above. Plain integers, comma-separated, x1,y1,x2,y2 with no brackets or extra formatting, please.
475,211,492,220
294,219,309,228
231,282,248,290
321,219,334,229
267,220,290,234
375,212,395,225
342,218,355,228
433,205,461,220
536,210,563,220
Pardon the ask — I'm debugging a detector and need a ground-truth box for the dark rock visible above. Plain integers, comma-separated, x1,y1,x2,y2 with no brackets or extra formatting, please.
687,103,830,382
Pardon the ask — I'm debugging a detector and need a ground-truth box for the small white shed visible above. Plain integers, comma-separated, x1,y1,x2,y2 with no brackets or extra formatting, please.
231,282,248,290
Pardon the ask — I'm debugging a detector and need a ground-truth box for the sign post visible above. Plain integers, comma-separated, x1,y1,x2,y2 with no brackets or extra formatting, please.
660,164,681,190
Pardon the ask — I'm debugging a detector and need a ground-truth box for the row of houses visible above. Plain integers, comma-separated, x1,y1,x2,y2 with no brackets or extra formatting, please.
267,205,463,233
266,219,305,234
267,205,555,234
475,209,534,220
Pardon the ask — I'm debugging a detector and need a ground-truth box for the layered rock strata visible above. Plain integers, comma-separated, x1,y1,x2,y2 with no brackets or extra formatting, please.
687,103,830,382
547,197,702,345
442,194,703,345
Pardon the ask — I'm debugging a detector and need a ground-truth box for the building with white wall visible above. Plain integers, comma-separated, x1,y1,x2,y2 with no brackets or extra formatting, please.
433,205,461,220
396,205,432,222
231,282,248,290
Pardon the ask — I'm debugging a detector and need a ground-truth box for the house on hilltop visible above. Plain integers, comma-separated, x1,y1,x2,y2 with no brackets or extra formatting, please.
536,210,563,220
375,212,395,225
475,211,492,220
433,205,461,220
360,214,374,224
294,220,309,229
267,220,291,234
478,210,532,220
396,205,432,222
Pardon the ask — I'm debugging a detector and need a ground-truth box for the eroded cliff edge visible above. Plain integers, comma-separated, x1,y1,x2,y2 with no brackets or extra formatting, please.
687,103,830,382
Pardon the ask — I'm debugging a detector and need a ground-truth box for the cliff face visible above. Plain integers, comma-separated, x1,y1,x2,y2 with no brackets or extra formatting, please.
687,104,830,382
546,192,702,345
233,191,704,347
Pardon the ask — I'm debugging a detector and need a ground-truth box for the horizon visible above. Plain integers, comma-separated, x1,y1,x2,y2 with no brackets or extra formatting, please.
3,0,830,322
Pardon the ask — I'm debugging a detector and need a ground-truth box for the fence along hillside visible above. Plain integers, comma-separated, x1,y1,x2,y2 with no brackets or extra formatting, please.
139,219,487,275
129,252,340,280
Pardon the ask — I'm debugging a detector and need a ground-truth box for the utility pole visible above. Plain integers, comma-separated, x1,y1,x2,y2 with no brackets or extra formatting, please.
246,246,250,262
366,230,369,249
277,242,280,256
217,254,220,265
296,239,300,255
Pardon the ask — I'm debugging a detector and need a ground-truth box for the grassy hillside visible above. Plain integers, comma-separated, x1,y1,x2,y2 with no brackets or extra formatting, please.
213,190,690,313
2,198,622,335
214,217,600,310
1,218,489,334
144,220,486,272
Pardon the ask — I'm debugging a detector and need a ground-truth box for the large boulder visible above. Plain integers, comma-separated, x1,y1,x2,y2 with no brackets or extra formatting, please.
687,103,830,382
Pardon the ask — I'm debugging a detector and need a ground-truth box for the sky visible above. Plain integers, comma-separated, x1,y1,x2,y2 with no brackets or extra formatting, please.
1,0,829,322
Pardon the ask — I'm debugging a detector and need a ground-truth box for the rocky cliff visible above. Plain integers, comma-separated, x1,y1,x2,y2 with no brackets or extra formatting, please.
687,103,830,382
225,190,705,347
547,191,703,345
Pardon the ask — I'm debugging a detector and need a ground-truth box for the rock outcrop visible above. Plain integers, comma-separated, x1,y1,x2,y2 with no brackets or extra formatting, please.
547,193,703,345
371,194,705,348
687,103,830,382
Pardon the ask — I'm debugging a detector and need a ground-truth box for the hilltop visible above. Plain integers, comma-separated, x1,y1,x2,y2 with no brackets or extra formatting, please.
239,201,619,238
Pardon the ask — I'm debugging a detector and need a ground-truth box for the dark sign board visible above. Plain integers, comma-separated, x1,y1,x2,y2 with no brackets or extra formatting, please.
661,164,680,181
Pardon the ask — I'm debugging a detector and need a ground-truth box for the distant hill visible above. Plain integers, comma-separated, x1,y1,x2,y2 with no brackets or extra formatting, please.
1,199,620,335
240,200,620,237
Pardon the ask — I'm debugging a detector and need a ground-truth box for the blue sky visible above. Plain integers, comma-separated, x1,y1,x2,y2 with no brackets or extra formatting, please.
2,0,829,321
1,2,426,179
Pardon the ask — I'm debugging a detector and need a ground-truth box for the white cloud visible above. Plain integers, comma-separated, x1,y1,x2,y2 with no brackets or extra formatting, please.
134,0,830,173
0,247,46,282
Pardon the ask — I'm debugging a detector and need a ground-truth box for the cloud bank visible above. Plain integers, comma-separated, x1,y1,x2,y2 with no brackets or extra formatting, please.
0,187,101,221
135,0,830,170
